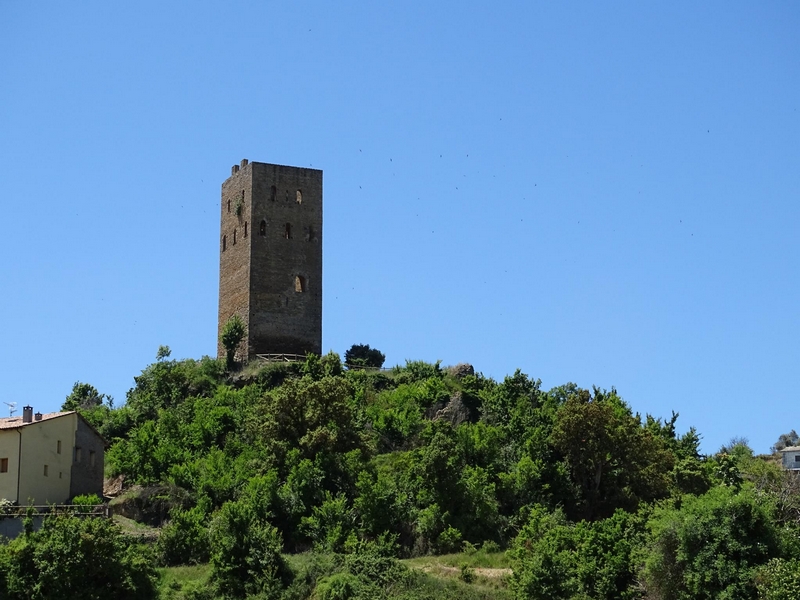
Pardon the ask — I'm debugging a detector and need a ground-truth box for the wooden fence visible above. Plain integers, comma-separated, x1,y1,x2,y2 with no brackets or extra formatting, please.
255,353,392,372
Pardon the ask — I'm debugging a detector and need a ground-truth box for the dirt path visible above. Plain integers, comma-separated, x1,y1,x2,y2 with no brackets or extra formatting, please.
417,564,513,578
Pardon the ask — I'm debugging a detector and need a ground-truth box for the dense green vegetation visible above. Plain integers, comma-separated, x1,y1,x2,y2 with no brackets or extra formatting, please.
2,348,800,599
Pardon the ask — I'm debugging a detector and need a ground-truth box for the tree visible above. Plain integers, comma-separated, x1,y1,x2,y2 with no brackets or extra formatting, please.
220,315,245,368
772,430,799,453
61,382,110,411
550,387,674,520
345,344,385,369
249,376,365,463
156,345,172,361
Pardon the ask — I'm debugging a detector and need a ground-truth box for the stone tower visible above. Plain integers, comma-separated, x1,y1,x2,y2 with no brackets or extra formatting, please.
218,159,322,360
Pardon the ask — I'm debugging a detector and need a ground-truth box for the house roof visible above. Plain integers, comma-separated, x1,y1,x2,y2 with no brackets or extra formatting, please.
0,411,74,430
781,446,800,453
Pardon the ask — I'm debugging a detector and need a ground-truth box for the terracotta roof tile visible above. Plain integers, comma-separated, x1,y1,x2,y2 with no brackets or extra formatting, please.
0,411,74,430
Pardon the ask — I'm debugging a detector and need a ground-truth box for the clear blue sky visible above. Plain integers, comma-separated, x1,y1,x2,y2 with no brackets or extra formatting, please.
1,2,798,454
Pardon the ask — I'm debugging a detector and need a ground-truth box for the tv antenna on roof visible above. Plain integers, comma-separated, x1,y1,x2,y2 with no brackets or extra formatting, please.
3,402,17,417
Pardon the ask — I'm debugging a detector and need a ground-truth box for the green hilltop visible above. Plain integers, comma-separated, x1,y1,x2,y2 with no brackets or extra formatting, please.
1,348,799,600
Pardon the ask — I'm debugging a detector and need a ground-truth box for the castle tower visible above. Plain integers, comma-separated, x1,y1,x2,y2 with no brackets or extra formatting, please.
218,159,322,360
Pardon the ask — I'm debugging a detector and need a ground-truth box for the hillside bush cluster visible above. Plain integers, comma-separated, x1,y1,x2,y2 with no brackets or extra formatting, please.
5,351,798,599
0,514,158,599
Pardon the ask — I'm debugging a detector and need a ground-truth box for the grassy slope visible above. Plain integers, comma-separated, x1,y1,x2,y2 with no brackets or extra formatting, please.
157,552,513,600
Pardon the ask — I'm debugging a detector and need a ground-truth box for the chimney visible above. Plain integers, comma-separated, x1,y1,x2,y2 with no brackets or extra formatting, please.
22,406,33,423
34,412,42,421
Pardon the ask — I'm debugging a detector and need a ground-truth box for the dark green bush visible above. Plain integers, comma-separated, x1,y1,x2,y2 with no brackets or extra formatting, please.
0,515,157,600
209,499,291,598
157,506,210,566
642,486,780,600
754,558,800,599
511,507,641,600
344,344,385,369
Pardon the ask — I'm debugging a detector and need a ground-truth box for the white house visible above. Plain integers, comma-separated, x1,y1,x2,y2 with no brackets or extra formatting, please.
780,446,800,471
0,406,105,505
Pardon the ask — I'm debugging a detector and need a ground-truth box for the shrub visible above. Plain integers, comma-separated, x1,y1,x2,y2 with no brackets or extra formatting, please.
391,360,442,384
754,558,800,599
157,506,210,566
641,486,780,600
437,526,463,554
312,572,361,600
220,315,245,369
209,499,290,598
0,514,157,600
460,563,475,584
511,507,641,600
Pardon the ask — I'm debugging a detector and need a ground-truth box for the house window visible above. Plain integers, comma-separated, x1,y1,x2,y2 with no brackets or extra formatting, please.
75,448,82,463
0,458,7,473
57,440,61,454
794,455,800,462
43,465,48,477
227,199,231,213
90,451,96,468
259,220,266,236
59,472,63,479
244,222,248,237
284,223,292,239
222,235,227,251
295,275,307,293
296,189,302,204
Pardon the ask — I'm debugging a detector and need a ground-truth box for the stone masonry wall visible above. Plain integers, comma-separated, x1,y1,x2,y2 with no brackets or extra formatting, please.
68,417,104,499
218,160,253,360
218,160,322,359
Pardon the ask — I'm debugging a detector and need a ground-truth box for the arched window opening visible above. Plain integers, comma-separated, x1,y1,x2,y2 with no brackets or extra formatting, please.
284,223,292,239
259,220,266,236
305,225,315,242
227,199,231,213
295,275,307,293
296,189,302,204
244,222,248,237
270,185,277,202
222,235,227,251
233,229,237,245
